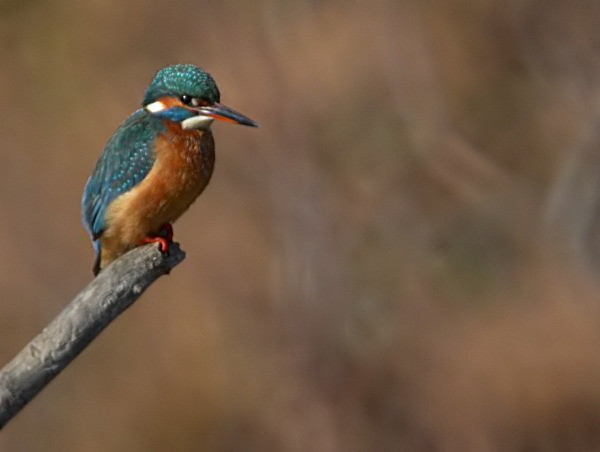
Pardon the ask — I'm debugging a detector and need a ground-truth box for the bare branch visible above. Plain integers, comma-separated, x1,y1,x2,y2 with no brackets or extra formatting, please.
0,243,186,429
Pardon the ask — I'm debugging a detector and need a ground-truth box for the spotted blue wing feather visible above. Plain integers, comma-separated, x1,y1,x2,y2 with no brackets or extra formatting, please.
82,109,165,243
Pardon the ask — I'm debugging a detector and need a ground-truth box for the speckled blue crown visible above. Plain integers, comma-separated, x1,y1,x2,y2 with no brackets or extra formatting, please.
142,64,221,106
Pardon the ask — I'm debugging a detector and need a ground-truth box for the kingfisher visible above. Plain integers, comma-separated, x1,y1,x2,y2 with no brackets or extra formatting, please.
82,64,258,275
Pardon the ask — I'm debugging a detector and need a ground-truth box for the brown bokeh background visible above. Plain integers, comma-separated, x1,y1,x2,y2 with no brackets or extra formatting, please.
2,0,600,450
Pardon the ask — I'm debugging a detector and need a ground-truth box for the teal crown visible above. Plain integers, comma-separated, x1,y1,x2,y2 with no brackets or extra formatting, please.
142,64,221,106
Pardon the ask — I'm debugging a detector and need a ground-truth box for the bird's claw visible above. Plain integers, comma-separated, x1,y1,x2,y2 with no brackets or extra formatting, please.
141,223,174,254
141,236,170,254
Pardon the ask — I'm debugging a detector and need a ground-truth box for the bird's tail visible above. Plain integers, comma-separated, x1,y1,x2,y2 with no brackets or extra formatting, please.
92,241,102,275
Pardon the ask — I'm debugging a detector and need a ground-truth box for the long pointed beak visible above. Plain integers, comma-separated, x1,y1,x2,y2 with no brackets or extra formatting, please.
198,103,258,127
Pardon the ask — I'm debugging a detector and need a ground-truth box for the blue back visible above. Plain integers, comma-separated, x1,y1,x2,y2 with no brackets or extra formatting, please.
82,109,164,241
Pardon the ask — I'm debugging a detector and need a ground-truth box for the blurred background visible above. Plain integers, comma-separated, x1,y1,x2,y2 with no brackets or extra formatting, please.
1,0,600,450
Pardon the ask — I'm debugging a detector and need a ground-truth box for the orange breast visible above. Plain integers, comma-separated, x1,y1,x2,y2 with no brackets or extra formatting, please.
100,122,215,267
138,122,215,228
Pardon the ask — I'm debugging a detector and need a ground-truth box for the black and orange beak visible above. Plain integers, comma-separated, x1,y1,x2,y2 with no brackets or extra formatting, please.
198,103,258,127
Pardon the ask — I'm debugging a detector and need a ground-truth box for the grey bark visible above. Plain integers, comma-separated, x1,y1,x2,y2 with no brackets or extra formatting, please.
0,243,185,429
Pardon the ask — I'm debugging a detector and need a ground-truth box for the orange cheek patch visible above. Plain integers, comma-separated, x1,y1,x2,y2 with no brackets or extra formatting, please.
157,96,186,109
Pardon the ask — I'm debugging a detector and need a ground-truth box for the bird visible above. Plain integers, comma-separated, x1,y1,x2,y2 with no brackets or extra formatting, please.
82,64,258,275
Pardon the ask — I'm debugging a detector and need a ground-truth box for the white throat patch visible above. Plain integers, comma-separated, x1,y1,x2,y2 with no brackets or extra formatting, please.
181,115,214,130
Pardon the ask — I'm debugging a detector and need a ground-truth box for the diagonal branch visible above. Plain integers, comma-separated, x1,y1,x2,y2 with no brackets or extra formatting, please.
0,243,185,429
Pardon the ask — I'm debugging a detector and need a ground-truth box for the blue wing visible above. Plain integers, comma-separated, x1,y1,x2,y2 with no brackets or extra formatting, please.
82,109,165,242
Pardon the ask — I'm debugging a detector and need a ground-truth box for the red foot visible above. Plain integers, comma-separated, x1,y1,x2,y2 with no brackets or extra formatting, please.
141,223,174,254
141,236,170,253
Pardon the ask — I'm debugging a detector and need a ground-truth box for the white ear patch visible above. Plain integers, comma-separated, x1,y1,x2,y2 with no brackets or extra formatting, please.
181,115,214,130
145,101,166,113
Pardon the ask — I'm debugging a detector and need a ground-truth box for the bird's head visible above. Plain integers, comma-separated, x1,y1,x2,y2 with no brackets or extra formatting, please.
142,64,258,130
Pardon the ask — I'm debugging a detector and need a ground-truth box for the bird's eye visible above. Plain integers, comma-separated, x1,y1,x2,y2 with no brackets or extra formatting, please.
180,95,201,107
